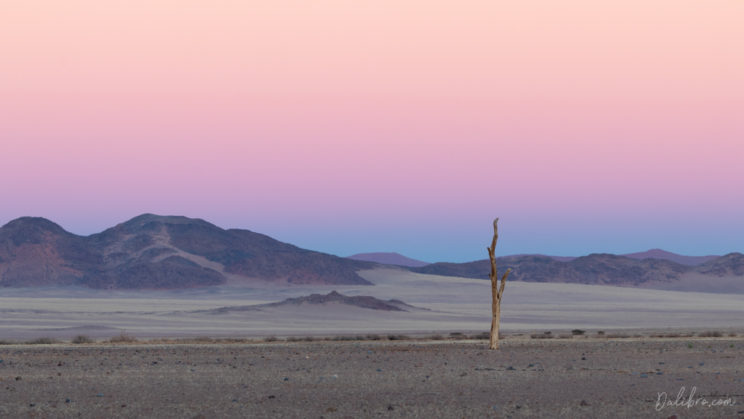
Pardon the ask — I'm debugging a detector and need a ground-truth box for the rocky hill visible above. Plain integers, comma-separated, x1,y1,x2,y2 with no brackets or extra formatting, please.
0,214,374,289
207,291,418,313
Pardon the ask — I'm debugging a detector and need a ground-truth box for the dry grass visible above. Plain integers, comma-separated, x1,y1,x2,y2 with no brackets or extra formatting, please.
697,330,724,338
109,332,138,344
25,337,59,345
471,332,491,340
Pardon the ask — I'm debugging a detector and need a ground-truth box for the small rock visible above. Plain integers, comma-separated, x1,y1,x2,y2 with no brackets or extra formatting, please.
29,403,35,407
65,398,71,403
387,404,394,411
639,374,648,378
376,368,382,372
580,400,589,406
268,395,275,399
283,377,289,381
15,376,21,381
96,393,104,397
506,366,516,371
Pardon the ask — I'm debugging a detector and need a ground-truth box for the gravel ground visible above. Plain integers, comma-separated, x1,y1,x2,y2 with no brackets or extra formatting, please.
1,338,743,418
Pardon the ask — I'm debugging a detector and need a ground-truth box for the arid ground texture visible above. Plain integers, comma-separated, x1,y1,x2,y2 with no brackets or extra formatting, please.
1,337,743,418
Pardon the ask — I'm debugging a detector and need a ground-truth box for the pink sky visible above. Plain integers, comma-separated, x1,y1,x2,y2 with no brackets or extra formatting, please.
1,1,742,261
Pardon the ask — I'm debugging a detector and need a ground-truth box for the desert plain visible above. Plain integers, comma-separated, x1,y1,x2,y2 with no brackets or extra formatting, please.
1,269,744,418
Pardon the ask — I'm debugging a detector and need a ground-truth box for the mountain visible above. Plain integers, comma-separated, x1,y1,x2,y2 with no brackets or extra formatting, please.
347,252,429,267
410,252,744,289
622,248,720,266
0,214,374,289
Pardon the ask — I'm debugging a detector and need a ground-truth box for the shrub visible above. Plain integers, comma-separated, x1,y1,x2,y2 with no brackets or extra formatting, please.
365,334,381,341
472,332,491,340
264,336,278,342
697,331,723,338
387,334,410,341
571,329,585,336
72,335,94,344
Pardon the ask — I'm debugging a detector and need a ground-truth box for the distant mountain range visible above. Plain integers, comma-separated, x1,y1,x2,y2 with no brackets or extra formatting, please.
0,214,374,289
347,252,429,267
621,249,720,266
347,249,721,267
410,252,744,289
1,214,741,291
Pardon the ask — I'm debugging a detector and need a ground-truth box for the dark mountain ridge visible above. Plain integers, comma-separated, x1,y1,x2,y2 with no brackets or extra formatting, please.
411,252,744,287
0,214,374,289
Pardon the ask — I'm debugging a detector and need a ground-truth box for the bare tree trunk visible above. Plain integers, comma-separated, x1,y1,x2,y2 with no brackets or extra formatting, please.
488,218,511,350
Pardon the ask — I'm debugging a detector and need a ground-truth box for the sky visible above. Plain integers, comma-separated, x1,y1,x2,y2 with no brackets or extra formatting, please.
1,1,742,263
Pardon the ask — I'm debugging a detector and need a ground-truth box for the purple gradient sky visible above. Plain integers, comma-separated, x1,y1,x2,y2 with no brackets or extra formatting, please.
1,1,742,262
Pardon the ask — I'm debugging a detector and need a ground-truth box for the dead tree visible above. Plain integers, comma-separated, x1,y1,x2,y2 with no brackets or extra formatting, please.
488,218,511,349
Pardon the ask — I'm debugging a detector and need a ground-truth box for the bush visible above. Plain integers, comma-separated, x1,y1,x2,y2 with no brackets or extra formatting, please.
530,332,553,339
365,334,381,341
698,331,723,338
472,332,491,340
387,334,410,341
72,335,94,344
264,336,278,342
571,329,585,336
